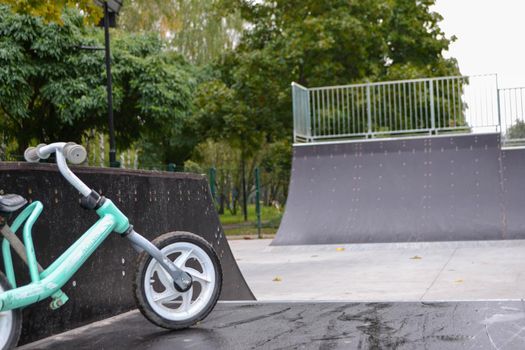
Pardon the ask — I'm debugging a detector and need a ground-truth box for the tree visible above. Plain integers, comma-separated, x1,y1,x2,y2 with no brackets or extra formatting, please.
0,7,107,154
205,0,461,143
111,32,197,163
0,6,195,160
259,141,291,206
119,0,243,65
0,0,102,24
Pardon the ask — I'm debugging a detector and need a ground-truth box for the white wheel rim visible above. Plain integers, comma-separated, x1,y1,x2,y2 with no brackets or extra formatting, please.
0,284,13,348
143,242,216,321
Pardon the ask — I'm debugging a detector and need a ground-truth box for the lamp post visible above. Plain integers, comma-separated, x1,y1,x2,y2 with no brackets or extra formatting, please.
95,1,123,167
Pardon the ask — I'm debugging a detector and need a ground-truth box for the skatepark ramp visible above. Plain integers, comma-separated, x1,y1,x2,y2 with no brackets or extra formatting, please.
274,75,525,245
273,132,525,245
0,163,254,343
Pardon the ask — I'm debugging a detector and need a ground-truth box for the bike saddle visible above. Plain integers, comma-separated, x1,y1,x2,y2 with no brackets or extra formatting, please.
0,194,27,213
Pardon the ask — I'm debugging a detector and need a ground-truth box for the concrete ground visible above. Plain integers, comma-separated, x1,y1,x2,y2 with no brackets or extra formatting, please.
229,239,525,301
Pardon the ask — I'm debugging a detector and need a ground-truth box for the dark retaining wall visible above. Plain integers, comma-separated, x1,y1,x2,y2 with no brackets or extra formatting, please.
0,163,254,344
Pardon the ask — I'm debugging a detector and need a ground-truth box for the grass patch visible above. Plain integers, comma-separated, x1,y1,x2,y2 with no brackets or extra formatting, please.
219,204,283,236
224,226,278,237
219,204,283,226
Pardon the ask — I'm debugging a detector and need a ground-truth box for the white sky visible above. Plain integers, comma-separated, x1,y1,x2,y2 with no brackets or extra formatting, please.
433,0,525,88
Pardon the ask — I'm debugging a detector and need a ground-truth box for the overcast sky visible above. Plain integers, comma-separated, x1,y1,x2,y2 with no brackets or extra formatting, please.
433,0,525,88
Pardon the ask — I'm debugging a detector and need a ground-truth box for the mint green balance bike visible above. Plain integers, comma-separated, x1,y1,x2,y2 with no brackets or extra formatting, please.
0,142,223,349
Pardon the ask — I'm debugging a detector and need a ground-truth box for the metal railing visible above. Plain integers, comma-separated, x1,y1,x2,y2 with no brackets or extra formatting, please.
499,87,525,146
293,75,502,142
292,83,310,142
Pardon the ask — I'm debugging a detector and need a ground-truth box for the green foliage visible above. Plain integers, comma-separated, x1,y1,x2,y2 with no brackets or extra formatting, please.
193,79,262,153
259,141,292,205
183,160,204,174
190,140,244,214
0,0,102,24
112,32,197,152
119,0,243,65
0,7,107,152
219,203,282,226
196,0,461,145
507,120,525,141
0,6,195,157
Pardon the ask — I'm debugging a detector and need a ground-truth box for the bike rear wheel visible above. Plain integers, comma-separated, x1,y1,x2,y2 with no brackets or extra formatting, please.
133,231,222,329
0,272,22,350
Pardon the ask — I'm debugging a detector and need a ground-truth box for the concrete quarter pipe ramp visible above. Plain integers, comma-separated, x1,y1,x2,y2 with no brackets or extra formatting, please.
273,133,525,245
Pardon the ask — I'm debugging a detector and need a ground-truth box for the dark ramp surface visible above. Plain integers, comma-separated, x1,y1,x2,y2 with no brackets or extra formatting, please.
0,163,254,344
21,301,525,350
274,133,525,245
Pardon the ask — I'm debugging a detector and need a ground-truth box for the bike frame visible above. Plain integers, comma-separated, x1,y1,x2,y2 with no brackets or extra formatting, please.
0,198,129,312
0,142,192,312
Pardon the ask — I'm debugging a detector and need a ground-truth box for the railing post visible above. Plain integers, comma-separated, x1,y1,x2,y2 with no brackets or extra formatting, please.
496,74,502,134
366,83,372,136
306,89,312,141
292,83,297,143
429,80,435,133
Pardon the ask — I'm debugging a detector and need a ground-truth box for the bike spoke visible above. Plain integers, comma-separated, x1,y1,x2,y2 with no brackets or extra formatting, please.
181,287,193,312
174,249,193,268
184,267,211,284
153,264,173,288
153,289,181,304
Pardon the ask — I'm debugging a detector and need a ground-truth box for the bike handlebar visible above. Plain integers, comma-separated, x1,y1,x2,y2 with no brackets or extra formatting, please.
24,143,87,165
24,142,91,197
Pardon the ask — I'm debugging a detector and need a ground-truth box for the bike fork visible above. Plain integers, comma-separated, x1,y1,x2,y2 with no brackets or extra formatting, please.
124,229,192,292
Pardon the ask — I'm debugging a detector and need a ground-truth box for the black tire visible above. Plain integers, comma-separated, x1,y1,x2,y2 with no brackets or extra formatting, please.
0,272,22,350
133,231,222,330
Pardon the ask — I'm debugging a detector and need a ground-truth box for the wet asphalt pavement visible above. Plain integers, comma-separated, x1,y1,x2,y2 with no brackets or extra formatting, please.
21,300,525,349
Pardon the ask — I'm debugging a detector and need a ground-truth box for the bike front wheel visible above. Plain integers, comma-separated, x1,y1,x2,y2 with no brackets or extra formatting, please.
0,272,22,350
133,231,222,329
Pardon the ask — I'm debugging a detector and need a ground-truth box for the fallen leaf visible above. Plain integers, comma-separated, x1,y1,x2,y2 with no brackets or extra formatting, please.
273,276,282,282
410,256,422,260
454,279,464,283
336,247,345,252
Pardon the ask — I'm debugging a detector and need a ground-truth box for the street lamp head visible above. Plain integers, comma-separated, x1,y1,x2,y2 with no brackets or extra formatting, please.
95,1,123,14
95,1,123,28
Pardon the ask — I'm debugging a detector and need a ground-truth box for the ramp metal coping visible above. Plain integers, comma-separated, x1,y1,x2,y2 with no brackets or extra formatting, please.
502,145,525,150
293,131,500,147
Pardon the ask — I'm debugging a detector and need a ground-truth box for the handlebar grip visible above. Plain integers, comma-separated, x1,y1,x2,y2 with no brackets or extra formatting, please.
24,144,48,163
24,147,40,163
63,142,87,165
